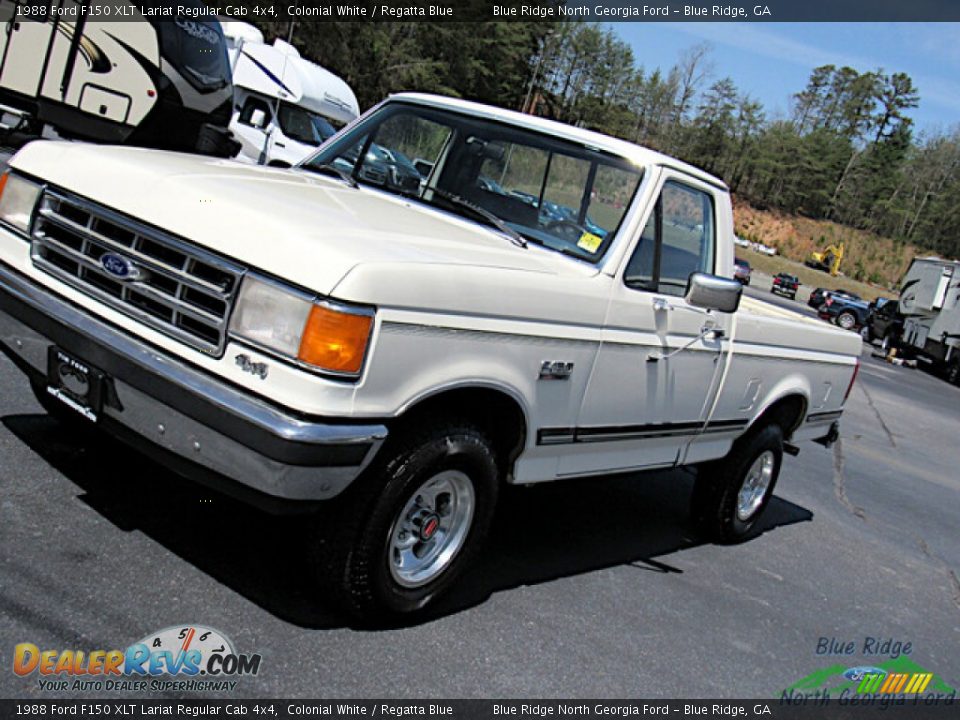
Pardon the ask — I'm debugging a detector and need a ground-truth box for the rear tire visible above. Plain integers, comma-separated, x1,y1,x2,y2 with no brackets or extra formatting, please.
837,311,857,330
691,424,784,543
315,420,499,621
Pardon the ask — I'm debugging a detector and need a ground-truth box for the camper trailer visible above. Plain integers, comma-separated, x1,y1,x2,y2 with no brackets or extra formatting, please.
0,0,236,156
220,20,359,166
898,257,960,383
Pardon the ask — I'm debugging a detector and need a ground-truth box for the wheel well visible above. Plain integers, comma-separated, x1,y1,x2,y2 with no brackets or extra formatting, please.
392,388,527,477
754,394,807,438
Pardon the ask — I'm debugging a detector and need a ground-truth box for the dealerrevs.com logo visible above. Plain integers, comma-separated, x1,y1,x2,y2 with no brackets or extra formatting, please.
13,625,262,692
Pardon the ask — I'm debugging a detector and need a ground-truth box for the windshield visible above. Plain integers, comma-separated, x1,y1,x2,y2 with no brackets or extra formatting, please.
155,4,231,93
300,102,643,263
277,103,337,146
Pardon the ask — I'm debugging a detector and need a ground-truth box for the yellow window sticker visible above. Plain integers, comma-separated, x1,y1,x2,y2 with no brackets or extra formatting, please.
577,232,603,253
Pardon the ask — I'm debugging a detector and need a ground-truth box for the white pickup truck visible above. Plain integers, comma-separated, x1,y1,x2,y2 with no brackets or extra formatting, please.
0,94,861,619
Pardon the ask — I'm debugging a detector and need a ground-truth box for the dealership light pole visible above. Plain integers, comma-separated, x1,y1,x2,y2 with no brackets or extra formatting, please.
287,1,298,43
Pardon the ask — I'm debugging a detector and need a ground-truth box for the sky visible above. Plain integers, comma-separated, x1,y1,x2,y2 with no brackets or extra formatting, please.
613,23,960,135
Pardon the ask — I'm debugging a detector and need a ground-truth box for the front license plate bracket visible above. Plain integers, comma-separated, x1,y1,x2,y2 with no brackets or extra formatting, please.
46,346,106,422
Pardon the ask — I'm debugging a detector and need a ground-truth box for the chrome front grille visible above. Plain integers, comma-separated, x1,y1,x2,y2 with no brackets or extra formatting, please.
30,190,244,355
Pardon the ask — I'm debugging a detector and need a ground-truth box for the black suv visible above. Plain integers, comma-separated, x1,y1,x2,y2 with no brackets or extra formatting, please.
818,294,871,331
863,298,903,346
809,287,861,309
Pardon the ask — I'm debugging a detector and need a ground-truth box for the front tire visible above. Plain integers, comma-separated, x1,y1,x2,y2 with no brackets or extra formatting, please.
317,421,499,621
691,423,784,543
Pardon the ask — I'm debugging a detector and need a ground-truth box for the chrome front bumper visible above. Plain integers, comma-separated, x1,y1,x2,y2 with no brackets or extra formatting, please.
0,260,387,507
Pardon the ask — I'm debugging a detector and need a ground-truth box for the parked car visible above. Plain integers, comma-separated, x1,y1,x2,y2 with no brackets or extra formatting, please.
477,175,506,194
771,273,800,300
0,93,861,619
332,141,423,194
734,235,750,248
540,200,608,238
733,257,752,285
733,258,753,285
862,297,902,347
808,287,861,310
818,294,871,331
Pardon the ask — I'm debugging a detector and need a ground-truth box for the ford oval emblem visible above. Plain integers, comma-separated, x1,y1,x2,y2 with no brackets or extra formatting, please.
100,253,141,281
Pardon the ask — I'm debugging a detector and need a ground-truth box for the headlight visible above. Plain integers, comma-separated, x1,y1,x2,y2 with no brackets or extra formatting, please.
229,275,374,377
0,172,42,236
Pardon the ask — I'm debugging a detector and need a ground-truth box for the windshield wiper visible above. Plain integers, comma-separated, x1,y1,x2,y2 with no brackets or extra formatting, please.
429,187,527,248
306,163,359,189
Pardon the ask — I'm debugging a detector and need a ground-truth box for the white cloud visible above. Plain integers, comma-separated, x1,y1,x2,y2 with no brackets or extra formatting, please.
670,23,960,118
670,23,876,70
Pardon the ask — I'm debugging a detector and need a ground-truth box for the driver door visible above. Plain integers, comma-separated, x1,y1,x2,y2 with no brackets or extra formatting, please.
557,171,732,477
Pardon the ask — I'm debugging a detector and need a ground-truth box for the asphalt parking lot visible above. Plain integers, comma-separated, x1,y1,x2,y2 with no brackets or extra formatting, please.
1,148,958,700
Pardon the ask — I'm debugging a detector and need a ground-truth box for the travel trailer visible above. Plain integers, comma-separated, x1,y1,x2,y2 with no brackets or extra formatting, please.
897,257,960,383
0,0,236,155
220,21,359,166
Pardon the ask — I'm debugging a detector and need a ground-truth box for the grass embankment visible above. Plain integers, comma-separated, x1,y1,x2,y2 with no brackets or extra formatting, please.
734,247,890,302
732,199,926,300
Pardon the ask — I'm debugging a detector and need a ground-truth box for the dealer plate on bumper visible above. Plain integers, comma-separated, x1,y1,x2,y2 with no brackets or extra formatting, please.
46,347,105,422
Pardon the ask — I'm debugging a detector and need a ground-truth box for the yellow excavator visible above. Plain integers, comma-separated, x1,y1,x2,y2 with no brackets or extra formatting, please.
805,243,845,276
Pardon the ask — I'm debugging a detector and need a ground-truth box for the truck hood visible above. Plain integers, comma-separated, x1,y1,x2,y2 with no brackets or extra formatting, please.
11,142,593,296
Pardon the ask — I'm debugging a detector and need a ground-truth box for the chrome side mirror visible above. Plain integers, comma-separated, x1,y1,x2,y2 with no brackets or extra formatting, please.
685,272,742,313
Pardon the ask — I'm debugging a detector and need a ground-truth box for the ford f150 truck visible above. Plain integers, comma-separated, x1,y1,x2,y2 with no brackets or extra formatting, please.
0,94,861,619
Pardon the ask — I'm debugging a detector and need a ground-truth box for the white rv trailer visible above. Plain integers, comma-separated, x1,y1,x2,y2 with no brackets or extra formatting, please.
898,256,960,383
0,0,237,156
220,20,359,166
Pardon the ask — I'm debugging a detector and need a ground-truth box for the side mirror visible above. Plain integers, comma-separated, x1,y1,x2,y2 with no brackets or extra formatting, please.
267,159,291,168
685,272,742,313
250,108,267,128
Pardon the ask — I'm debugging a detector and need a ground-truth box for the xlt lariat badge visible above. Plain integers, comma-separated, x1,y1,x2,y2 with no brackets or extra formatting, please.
539,360,574,380
235,353,269,380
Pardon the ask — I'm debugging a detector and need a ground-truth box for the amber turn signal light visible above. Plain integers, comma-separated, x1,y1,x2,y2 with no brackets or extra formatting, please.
297,304,373,375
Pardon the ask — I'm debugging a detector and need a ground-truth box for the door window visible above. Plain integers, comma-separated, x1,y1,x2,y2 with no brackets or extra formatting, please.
624,180,715,296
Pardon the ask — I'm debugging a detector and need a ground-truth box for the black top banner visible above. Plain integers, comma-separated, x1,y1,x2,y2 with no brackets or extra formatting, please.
0,700,959,720
5,0,960,23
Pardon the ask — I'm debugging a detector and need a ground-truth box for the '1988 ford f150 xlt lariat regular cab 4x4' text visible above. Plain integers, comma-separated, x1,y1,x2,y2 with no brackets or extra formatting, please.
0,94,861,619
